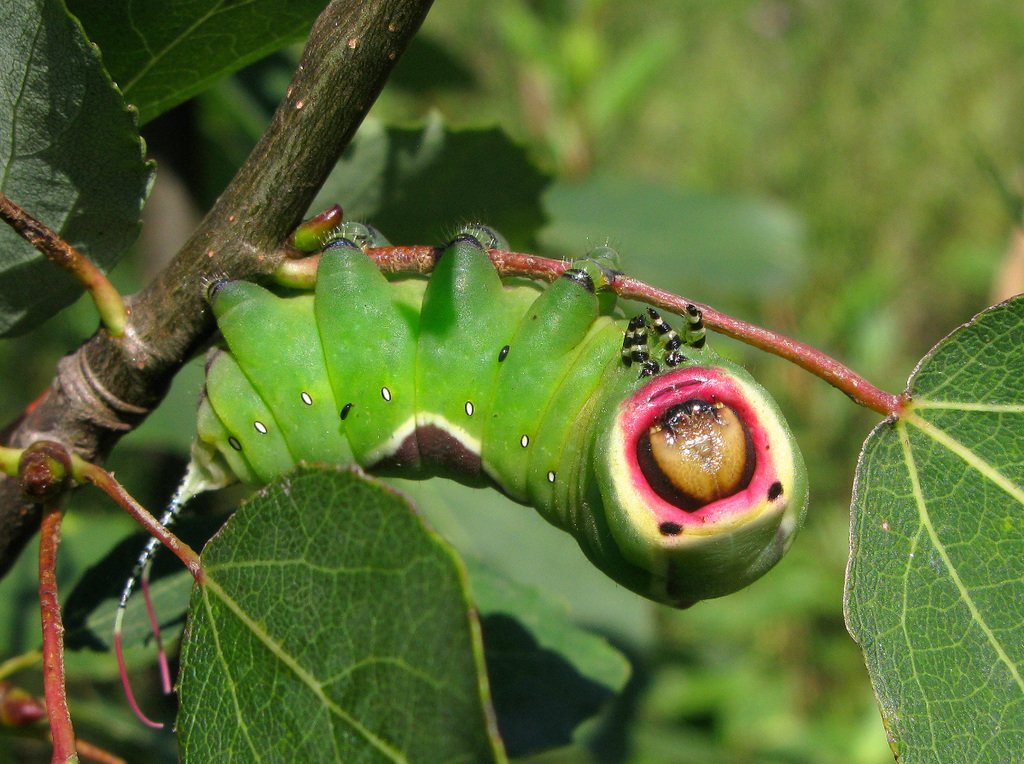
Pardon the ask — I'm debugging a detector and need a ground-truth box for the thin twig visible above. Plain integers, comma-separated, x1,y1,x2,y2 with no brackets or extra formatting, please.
72,461,201,579
38,506,77,763
279,245,904,417
0,193,126,337
612,275,905,417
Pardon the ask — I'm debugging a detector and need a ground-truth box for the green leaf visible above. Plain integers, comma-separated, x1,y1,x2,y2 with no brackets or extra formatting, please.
468,561,631,757
846,296,1024,763
311,116,550,249
0,0,152,336
66,0,329,125
540,176,807,299
177,466,504,763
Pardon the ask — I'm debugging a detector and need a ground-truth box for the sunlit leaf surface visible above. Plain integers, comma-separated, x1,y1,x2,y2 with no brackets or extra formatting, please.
847,296,1024,763
177,467,503,763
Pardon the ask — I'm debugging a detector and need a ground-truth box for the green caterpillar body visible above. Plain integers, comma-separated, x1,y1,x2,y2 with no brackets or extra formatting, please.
193,228,808,607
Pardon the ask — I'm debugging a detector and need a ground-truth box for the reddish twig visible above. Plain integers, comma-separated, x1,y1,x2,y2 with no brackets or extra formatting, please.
611,276,905,417
277,245,904,417
38,505,78,763
73,461,201,581
0,192,127,338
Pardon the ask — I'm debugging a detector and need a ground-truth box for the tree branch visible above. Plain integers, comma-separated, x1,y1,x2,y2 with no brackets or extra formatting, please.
0,0,435,576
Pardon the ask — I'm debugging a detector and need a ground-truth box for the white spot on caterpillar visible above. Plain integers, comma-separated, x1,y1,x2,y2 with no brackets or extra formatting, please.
381,386,392,402
465,401,474,416
520,434,529,448
254,421,268,434
547,471,556,483
301,391,313,405
228,437,242,451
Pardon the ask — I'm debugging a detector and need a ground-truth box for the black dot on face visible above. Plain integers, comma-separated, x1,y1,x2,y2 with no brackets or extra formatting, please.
228,436,242,451
768,481,784,501
498,345,510,362
659,522,683,536
340,403,353,420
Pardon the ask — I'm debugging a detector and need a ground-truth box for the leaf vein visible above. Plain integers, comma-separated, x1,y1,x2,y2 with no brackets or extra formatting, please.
899,419,1024,694
911,399,1024,414
202,575,408,762
200,584,263,760
122,0,257,93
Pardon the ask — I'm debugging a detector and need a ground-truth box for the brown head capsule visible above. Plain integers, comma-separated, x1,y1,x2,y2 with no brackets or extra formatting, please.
639,398,755,510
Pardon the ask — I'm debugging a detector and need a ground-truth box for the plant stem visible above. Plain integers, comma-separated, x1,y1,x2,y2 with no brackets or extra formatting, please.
280,244,903,415
73,461,201,580
612,276,905,417
0,193,126,338
354,246,905,417
38,505,78,763
0,650,43,681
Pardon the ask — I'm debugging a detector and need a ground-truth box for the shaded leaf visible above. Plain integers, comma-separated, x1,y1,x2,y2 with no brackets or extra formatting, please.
0,0,151,335
177,466,503,762
468,561,631,757
540,176,806,298
311,116,550,249
846,296,1024,762
66,0,329,125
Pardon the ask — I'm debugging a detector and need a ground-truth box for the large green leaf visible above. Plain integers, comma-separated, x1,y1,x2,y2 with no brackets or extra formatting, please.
66,0,329,125
311,115,550,249
0,0,152,336
846,296,1024,762
177,466,504,762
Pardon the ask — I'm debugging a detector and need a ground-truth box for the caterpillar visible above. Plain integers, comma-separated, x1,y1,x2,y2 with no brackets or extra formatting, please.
188,223,808,608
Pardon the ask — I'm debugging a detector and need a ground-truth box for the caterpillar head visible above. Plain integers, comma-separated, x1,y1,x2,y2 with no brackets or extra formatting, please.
594,363,807,607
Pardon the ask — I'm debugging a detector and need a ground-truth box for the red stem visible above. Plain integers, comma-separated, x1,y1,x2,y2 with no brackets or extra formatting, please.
275,245,903,416
74,463,202,581
612,276,906,417
374,248,904,416
38,505,77,763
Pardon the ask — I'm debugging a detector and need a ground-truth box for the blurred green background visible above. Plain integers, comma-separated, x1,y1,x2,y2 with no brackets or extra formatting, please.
2,1,1022,761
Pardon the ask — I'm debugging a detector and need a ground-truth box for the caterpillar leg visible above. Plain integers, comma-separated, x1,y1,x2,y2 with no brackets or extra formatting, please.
681,304,706,348
291,205,344,252
621,314,659,377
620,307,707,378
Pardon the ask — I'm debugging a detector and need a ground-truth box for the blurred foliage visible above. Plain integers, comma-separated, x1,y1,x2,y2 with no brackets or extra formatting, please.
2,0,1023,761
